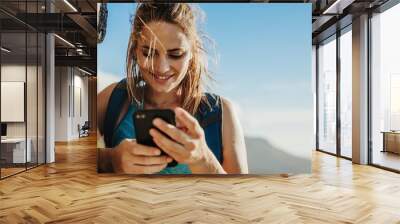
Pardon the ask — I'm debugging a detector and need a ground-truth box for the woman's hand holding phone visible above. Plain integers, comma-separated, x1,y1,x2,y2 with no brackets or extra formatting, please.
111,139,173,174
149,107,226,174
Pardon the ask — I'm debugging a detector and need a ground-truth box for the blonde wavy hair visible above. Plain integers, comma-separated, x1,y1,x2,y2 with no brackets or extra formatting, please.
125,3,215,115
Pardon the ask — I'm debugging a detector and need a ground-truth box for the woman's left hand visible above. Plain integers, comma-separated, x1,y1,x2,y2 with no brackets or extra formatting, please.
149,107,225,173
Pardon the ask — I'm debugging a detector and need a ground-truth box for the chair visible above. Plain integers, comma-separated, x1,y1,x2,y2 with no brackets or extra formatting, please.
78,121,90,138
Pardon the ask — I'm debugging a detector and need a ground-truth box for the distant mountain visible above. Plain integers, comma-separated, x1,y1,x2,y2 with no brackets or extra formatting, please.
245,136,310,174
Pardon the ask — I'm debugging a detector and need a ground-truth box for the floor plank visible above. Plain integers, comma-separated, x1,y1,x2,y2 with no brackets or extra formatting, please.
0,135,399,223
373,151,400,171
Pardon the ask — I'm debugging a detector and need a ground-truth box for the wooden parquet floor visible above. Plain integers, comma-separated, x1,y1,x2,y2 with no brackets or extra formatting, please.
1,135,400,223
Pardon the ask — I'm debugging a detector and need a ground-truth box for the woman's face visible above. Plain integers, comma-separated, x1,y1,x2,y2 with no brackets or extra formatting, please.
135,21,192,94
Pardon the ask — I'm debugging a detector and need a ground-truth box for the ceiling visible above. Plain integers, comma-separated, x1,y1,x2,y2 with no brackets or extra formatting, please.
310,0,391,44
0,0,97,75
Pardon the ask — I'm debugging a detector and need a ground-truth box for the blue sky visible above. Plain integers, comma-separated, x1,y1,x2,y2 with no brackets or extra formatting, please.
98,3,313,159
98,3,311,107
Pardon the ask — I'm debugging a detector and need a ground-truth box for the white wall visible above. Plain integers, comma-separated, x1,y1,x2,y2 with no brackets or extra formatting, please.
1,65,26,141
1,66,26,129
72,73,89,138
1,63,46,164
54,67,89,141
55,66,69,141
1,65,33,138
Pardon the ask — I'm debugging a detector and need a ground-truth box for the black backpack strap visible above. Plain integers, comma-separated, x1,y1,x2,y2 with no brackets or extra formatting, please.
196,93,223,163
197,93,222,128
103,79,129,148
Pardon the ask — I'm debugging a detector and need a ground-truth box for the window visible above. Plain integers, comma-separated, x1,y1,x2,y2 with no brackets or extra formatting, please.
371,2,400,171
339,27,352,158
317,35,337,154
0,1,46,179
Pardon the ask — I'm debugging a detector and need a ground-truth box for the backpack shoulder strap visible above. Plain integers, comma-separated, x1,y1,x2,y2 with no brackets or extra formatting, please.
196,93,224,163
197,93,222,128
103,79,128,148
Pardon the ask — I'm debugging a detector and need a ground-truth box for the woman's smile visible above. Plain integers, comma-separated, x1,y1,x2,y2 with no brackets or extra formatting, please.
151,72,175,85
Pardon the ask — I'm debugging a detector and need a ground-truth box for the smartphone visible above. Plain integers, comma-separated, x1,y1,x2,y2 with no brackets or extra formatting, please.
133,109,178,167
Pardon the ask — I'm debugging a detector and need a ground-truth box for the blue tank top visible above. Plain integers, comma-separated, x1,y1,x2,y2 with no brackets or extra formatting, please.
105,80,223,174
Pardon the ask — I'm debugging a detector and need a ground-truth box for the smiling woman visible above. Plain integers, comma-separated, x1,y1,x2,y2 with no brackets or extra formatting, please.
135,21,193,98
97,3,248,175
